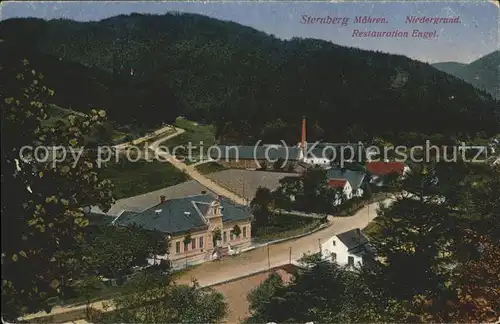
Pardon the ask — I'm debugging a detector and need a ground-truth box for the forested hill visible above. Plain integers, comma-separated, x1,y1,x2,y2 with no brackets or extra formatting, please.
1,13,499,144
432,51,500,100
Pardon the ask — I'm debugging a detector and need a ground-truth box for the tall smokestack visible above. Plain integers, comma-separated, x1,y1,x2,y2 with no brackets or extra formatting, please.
301,116,306,149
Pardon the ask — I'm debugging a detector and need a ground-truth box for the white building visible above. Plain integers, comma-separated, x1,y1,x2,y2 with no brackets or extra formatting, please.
327,179,353,206
321,228,373,268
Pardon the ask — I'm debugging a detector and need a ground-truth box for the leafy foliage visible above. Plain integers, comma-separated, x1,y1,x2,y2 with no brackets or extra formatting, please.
82,225,168,280
1,59,114,319
232,224,241,237
101,280,228,323
247,163,500,323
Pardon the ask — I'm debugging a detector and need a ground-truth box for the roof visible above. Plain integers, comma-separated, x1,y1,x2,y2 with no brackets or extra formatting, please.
87,212,115,226
305,142,363,160
336,229,371,254
327,179,348,188
107,180,214,215
114,194,252,235
326,168,366,189
366,162,406,176
209,145,302,161
209,142,364,161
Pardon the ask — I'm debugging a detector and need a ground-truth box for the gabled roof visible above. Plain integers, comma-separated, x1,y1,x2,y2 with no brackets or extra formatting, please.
305,142,363,160
209,145,302,161
87,212,115,226
328,179,348,188
366,161,406,176
336,229,370,253
326,168,366,189
114,194,252,235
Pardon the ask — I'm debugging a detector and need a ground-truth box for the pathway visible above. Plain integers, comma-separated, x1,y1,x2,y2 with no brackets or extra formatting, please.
24,198,393,322
149,133,248,205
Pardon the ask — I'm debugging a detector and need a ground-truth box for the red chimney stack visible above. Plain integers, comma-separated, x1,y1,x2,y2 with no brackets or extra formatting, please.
160,195,166,203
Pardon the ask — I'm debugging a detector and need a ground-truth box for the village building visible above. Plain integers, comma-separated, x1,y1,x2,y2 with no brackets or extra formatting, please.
210,117,363,170
321,228,374,268
112,194,253,267
327,179,353,206
365,161,410,186
326,168,367,198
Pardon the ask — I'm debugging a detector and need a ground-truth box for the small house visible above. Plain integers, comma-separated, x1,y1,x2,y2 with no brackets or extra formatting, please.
321,228,373,268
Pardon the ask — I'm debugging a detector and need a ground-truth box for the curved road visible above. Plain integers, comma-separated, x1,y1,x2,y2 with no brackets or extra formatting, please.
24,198,392,322
175,198,394,287
148,131,248,205
25,125,393,321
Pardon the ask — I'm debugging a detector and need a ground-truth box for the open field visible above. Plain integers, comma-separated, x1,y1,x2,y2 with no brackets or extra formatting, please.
101,159,190,199
205,169,299,202
253,213,323,243
160,117,217,163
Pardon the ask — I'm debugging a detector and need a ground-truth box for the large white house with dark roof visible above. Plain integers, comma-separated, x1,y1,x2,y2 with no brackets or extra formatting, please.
321,228,374,268
112,194,253,267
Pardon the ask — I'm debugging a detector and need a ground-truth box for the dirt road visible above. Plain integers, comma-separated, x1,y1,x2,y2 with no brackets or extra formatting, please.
148,132,248,205
175,198,393,287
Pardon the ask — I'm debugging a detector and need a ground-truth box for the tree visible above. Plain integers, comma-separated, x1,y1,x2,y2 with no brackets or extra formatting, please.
101,280,228,323
183,232,192,268
298,167,336,213
232,224,241,238
250,187,274,227
246,164,500,323
246,272,284,323
212,228,222,248
408,232,500,323
363,182,373,200
82,225,168,281
1,59,114,319
273,176,302,211
245,254,400,323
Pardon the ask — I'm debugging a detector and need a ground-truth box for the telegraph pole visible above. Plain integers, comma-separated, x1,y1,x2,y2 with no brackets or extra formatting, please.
267,244,270,269
289,246,292,264
318,238,322,254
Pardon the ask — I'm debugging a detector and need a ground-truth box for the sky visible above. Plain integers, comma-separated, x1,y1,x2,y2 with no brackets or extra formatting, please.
0,1,498,64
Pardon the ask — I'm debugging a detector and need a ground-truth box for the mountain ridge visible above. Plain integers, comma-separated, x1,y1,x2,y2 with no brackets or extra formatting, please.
432,50,500,99
1,13,499,143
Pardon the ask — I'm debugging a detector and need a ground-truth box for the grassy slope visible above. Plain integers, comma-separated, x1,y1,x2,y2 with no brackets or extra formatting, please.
101,159,190,199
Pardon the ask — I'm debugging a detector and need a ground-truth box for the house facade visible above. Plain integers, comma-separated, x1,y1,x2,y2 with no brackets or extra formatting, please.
327,179,353,206
210,117,364,170
113,194,253,267
326,168,366,198
366,161,410,187
321,228,373,268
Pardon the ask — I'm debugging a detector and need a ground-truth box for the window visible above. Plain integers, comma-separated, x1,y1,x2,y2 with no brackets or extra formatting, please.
348,256,354,266
191,238,196,249
230,231,234,241
243,226,247,238
199,236,204,249
332,240,336,246
331,252,337,262
175,242,180,254
223,231,227,243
